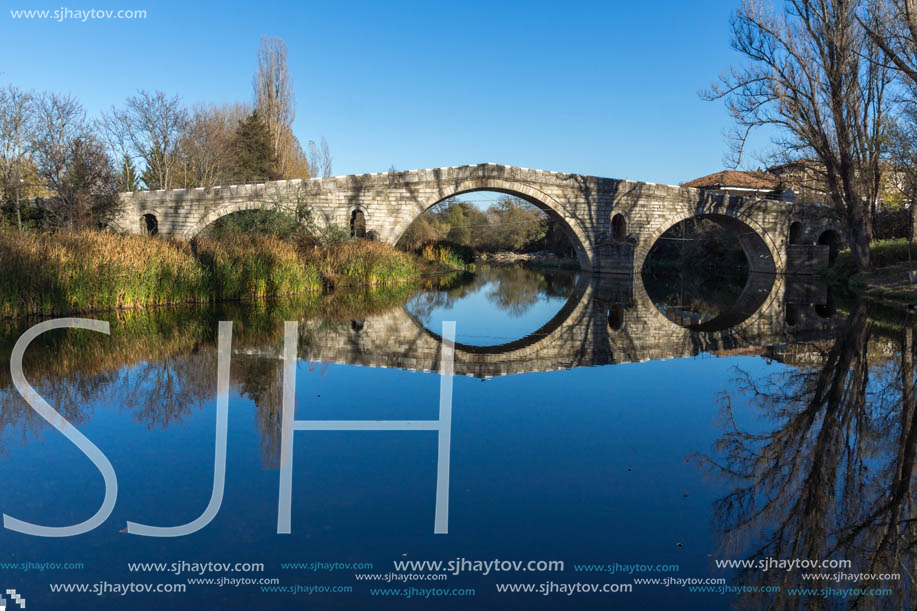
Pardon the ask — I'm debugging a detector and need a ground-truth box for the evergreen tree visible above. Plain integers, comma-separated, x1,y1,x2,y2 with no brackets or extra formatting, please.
120,154,140,191
140,143,165,190
231,110,279,183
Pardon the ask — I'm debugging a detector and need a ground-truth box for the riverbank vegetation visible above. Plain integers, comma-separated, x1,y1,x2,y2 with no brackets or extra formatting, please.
0,229,422,318
825,239,917,304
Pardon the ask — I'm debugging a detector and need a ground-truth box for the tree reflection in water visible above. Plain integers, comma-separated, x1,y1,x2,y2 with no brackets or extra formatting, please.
702,303,917,609
406,266,577,323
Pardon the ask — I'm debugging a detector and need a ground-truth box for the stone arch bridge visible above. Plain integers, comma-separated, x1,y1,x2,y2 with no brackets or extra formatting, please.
110,163,841,274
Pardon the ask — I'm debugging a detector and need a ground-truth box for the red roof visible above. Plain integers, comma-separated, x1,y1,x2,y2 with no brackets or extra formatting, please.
683,170,779,190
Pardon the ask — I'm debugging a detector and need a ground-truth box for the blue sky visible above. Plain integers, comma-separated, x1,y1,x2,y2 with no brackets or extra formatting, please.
0,0,769,185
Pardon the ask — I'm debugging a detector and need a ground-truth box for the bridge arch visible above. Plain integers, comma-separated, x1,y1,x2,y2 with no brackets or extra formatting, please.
634,209,783,277
634,209,782,333
140,212,159,236
391,178,594,270
350,207,367,238
183,200,291,240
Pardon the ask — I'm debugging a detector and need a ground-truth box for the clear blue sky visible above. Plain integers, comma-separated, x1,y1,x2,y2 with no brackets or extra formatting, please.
0,0,769,185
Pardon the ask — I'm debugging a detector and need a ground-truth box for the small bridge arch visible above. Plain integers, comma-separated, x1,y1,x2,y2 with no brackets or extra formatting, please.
184,199,286,239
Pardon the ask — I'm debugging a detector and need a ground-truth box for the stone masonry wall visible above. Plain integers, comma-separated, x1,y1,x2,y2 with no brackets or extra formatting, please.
110,164,842,275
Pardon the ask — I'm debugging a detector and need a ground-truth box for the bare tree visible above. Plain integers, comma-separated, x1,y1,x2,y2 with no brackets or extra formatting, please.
276,125,310,180
704,0,891,270
179,103,250,188
306,136,333,178
32,92,118,229
0,84,35,229
253,36,296,176
886,111,917,248
306,139,320,178
32,92,87,200
101,90,188,190
861,1,917,84
320,136,333,177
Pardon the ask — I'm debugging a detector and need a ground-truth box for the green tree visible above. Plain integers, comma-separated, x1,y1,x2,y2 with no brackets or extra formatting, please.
484,196,547,251
139,142,165,190
231,110,279,184
119,154,140,192
439,201,487,246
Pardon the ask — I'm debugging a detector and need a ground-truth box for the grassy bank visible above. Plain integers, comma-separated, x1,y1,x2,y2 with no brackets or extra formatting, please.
826,239,917,305
0,229,422,318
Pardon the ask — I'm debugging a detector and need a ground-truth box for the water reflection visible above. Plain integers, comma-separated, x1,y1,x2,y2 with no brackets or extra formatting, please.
642,269,777,332
406,267,578,346
701,304,917,608
643,270,747,327
1,265,915,609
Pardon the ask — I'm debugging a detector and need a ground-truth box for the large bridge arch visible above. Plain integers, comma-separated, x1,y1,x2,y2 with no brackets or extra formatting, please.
388,178,594,270
633,207,783,277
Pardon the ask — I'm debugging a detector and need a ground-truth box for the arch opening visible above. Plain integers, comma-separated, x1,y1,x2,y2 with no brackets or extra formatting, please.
394,186,590,270
640,214,776,331
815,290,836,318
141,213,158,236
607,304,625,331
785,303,800,326
789,221,804,244
350,210,367,238
396,188,582,264
611,214,627,241
817,230,842,265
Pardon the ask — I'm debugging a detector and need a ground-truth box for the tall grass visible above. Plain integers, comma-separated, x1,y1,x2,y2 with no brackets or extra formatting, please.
311,240,418,288
0,229,422,318
195,235,323,299
0,230,209,318
418,240,475,269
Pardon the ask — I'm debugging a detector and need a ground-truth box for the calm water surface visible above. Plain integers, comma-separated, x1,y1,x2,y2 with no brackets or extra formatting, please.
0,265,912,609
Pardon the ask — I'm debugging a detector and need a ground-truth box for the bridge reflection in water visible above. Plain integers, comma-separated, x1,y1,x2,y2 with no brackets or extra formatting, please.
232,273,841,379
0,266,843,464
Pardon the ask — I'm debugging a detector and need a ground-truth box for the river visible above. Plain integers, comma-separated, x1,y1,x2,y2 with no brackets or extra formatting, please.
0,265,910,609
